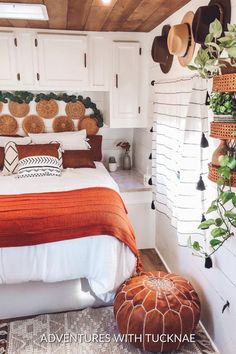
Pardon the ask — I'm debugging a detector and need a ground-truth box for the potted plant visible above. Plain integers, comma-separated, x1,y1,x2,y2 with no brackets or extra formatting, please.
188,19,236,78
108,156,117,172
116,140,131,170
210,92,236,122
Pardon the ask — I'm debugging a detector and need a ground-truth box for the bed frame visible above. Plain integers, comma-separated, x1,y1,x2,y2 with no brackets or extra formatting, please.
0,278,111,320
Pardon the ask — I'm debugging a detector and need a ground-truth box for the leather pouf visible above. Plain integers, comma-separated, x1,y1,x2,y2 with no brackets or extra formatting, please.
114,271,201,353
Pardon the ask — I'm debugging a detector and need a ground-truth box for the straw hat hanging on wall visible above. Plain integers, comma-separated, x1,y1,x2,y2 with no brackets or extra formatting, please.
151,25,173,73
167,11,196,67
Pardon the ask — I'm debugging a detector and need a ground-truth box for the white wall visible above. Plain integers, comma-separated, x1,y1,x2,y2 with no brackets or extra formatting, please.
133,1,236,353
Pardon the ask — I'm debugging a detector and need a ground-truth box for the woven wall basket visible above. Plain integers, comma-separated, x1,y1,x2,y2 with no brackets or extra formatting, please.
65,101,85,120
53,116,75,132
210,122,236,139
209,163,236,187
23,115,45,134
0,115,18,136
213,74,236,92
78,116,99,135
36,99,59,118
8,101,30,118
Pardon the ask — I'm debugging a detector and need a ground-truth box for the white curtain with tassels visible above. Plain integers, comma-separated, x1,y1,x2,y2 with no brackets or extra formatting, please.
152,76,210,246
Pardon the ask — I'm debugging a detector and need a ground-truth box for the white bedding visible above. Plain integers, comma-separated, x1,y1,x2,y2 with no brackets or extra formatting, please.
0,163,136,302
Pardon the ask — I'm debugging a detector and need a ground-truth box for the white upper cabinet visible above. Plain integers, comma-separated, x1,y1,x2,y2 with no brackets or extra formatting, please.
0,32,17,86
36,33,88,88
88,35,109,90
15,32,37,87
110,41,141,128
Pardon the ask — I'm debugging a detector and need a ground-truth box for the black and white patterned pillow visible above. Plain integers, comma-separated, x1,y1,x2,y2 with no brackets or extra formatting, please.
17,156,61,178
2,141,21,175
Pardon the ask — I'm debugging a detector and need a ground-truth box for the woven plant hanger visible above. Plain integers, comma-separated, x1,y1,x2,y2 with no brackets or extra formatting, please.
8,101,30,118
65,101,85,119
53,116,75,132
23,115,45,134
0,115,18,135
0,102,3,114
78,116,99,135
36,99,59,118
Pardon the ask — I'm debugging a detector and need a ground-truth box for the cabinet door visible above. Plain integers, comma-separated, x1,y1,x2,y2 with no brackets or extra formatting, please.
37,33,88,88
0,32,17,87
112,42,140,127
16,32,37,87
89,35,109,89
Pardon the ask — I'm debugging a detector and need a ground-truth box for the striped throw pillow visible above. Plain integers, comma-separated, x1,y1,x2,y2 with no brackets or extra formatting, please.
17,156,61,178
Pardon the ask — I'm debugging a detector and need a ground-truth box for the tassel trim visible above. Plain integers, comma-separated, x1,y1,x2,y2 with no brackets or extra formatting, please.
196,175,206,191
205,256,213,269
200,133,209,148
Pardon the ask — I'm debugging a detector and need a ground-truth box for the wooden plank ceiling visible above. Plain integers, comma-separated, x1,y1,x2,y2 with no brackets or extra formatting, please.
0,0,190,32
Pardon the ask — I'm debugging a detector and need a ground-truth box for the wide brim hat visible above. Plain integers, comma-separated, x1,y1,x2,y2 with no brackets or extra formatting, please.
167,11,196,67
151,25,173,74
192,0,231,45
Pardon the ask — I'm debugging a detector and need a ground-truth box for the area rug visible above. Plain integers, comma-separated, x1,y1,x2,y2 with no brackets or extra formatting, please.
0,306,217,354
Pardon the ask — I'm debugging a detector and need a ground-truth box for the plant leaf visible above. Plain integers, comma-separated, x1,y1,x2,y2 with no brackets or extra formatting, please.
215,218,223,226
209,19,223,38
193,241,201,251
211,227,227,237
219,155,229,167
198,219,215,229
210,238,222,247
206,204,217,214
225,210,236,219
220,191,235,205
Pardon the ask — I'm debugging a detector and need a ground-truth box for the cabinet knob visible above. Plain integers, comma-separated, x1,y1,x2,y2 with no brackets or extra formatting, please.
37,73,40,81
115,74,119,88
84,53,87,68
17,73,20,81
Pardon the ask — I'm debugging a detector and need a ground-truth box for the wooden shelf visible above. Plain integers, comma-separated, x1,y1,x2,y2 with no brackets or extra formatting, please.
208,163,236,186
210,122,236,140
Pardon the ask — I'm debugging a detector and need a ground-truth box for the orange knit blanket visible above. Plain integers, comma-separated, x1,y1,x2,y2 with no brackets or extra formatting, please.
0,187,141,271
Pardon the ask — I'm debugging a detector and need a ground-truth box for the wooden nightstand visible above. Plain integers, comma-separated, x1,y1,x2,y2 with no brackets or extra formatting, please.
109,169,155,249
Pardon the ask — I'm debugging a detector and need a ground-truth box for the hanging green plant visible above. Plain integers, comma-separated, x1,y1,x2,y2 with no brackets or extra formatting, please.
189,154,236,261
0,91,104,127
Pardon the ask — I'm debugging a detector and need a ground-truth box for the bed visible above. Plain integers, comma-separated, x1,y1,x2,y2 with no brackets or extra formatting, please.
0,162,138,320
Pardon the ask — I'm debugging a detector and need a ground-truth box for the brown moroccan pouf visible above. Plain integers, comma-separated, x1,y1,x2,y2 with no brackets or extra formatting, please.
114,271,201,353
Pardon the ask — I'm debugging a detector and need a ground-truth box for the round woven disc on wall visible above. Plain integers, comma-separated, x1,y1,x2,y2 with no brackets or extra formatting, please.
0,115,18,136
8,101,30,118
0,102,3,114
78,116,99,135
53,116,75,132
65,101,86,120
36,99,59,118
23,115,45,134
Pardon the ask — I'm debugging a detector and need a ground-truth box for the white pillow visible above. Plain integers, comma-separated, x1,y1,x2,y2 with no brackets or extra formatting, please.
17,156,61,178
2,140,31,175
28,130,90,150
0,136,31,147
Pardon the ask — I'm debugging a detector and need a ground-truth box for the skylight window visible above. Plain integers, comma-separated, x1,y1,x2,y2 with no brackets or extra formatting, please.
0,3,48,20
